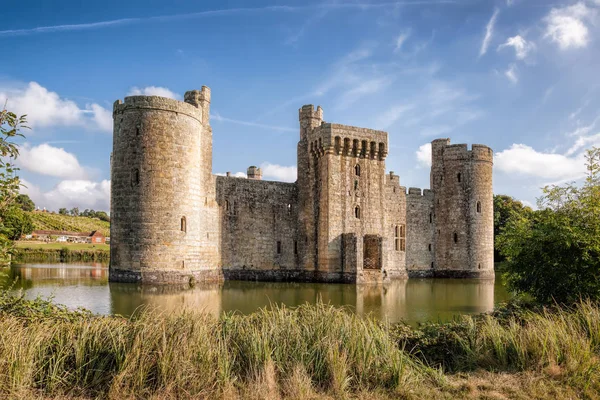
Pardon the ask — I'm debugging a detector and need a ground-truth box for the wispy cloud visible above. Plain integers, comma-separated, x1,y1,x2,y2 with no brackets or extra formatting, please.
505,63,518,84
211,112,296,132
0,2,459,37
479,8,500,57
497,35,535,60
394,31,411,52
374,104,415,129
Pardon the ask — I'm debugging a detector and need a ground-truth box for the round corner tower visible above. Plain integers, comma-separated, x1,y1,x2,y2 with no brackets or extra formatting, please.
431,139,494,278
110,87,221,285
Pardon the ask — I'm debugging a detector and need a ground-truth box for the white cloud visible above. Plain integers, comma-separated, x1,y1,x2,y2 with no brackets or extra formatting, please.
544,2,595,50
88,103,113,132
394,31,411,52
495,144,586,181
128,86,180,99
505,63,518,83
260,162,297,182
416,143,432,167
18,143,88,179
215,172,247,178
497,35,535,60
479,8,500,57
21,179,110,212
0,82,111,132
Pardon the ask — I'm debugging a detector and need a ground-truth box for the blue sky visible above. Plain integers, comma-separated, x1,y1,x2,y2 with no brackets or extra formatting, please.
1,0,599,211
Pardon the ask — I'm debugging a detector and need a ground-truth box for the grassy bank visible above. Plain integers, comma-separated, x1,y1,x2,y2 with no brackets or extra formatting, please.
12,243,109,262
27,212,110,237
0,292,598,399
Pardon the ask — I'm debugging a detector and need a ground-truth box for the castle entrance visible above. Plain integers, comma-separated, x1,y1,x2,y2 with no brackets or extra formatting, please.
363,235,382,270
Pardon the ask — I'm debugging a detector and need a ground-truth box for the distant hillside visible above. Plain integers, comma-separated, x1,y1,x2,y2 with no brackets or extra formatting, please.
27,212,110,237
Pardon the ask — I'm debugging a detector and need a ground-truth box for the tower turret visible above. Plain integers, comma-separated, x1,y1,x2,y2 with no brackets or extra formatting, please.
184,86,211,126
247,165,262,180
430,139,494,278
110,89,221,285
299,105,323,140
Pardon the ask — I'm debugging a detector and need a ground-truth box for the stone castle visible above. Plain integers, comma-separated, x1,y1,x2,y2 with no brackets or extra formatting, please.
109,86,494,285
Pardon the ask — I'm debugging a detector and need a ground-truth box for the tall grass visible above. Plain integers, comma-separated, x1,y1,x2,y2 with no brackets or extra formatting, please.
0,293,440,399
392,300,600,394
0,291,599,398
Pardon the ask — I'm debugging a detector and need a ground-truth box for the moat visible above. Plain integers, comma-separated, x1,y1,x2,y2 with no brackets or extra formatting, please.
1,262,511,325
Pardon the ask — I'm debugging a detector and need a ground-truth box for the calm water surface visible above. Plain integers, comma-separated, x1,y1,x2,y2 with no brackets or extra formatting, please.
0,262,512,324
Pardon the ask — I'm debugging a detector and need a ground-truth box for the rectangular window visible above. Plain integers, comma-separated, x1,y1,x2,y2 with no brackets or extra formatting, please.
395,224,406,252
277,241,282,254
294,241,298,255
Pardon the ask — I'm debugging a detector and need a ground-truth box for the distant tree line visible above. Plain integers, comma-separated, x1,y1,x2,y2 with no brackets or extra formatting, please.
58,207,110,222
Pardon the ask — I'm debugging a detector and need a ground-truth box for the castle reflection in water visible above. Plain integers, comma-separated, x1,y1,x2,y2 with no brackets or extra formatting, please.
2,263,509,324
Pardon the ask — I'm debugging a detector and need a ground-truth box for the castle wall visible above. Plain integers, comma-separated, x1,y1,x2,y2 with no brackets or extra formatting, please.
110,95,221,284
307,123,394,282
216,176,299,280
431,140,494,278
109,88,494,286
406,188,435,277
383,173,407,279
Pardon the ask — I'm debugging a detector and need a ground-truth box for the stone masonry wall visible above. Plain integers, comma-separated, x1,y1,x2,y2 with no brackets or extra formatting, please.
384,172,407,279
406,188,434,277
306,122,394,282
109,90,494,285
431,140,494,278
216,176,299,280
110,95,221,285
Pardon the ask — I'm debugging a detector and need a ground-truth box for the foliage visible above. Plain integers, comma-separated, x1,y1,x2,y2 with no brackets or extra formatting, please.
15,193,35,212
0,206,33,240
0,292,599,398
58,208,68,215
498,147,600,304
0,107,27,260
493,194,533,261
70,207,79,217
27,211,110,236
12,245,109,262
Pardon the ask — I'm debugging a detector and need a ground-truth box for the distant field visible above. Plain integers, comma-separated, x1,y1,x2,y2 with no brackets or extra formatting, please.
15,242,110,251
27,212,110,236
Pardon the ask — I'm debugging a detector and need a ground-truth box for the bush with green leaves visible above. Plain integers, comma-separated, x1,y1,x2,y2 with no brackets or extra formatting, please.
498,147,600,304
0,107,27,260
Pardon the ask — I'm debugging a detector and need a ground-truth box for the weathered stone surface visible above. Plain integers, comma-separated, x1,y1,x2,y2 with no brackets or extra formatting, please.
110,88,494,285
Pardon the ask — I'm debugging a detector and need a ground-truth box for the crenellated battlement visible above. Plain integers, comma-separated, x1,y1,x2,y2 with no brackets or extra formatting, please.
406,188,434,198
307,123,388,160
431,139,494,165
184,86,211,125
299,104,323,121
471,144,494,163
386,171,400,186
113,95,203,123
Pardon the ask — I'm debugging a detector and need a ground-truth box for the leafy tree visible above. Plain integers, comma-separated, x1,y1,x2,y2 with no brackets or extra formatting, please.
58,208,68,215
95,211,110,222
0,107,27,260
1,207,33,240
15,193,35,212
493,195,533,261
498,147,600,304
70,207,79,217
